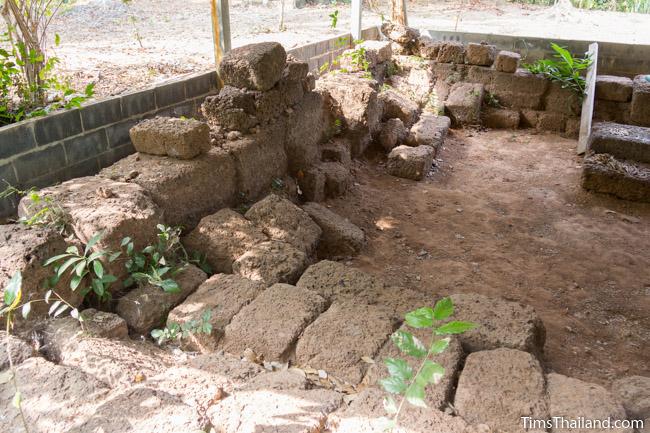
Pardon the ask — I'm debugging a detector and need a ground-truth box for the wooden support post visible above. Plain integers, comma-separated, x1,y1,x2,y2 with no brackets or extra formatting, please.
391,0,408,26
351,0,362,41
577,42,598,155
210,0,231,69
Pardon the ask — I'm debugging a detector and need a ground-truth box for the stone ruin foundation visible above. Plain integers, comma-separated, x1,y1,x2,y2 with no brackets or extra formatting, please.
1,23,649,433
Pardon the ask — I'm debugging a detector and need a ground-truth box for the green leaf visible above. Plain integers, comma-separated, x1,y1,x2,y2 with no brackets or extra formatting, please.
84,82,95,97
87,251,105,262
56,256,83,278
12,390,21,408
21,301,31,319
384,357,413,381
404,307,434,328
383,395,398,415
157,266,170,277
70,274,83,291
84,231,104,254
433,297,454,320
108,251,121,262
100,274,118,284
391,330,427,358
3,271,22,307
53,303,68,317
430,337,450,354
93,260,104,278
55,33,61,46
48,301,61,316
74,260,87,277
378,375,407,394
417,360,445,385
160,279,180,293
65,245,79,255
435,321,476,335
405,382,427,408
121,237,132,247
43,253,73,266
92,279,105,296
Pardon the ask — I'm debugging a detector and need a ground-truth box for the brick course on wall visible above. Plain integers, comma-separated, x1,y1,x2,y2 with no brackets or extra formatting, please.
0,27,381,219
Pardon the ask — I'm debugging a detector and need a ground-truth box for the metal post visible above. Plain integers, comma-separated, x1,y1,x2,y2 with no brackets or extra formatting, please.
210,0,231,68
577,42,598,154
351,0,362,41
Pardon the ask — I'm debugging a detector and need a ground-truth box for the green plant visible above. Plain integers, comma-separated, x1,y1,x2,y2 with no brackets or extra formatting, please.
44,231,120,304
347,46,370,74
151,309,213,345
332,118,343,135
385,61,399,78
2,269,86,432
122,224,211,292
0,184,69,233
484,91,502,108
271,177,285,191
122,0,144,48
329,9,339,28
1,1,94,126
423,89,442,115
1,272,29,431
523,43,592,97
379,297,476,431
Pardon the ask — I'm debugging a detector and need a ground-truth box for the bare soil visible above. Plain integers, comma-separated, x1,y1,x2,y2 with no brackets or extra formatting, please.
325,128,650,386
23,0,650,98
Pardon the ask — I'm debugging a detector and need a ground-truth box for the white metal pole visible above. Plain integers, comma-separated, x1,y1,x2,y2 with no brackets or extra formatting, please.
351,0,362,41
219,0,232,53
577,42,598,154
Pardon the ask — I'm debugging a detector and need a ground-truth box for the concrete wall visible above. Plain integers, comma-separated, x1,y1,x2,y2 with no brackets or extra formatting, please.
424,30,650,78
0,27,381,219
0,71,218,217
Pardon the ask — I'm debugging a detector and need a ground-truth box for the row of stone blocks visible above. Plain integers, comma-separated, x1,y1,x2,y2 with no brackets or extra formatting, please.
582,122,650,202
377,22,583,134
595,75,650,127
381,22,522,73
3,258,647,432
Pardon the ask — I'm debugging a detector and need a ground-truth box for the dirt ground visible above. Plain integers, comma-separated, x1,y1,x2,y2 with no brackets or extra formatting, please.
20,0,649,98
325,128,650,386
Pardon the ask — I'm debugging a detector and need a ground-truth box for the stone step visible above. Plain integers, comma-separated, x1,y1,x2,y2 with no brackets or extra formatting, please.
454,348,548,433
387,145,435,181
363,328,464,410
295,301,398,384
590,122,650,164
547,373,632,433
582,153,650,203
167,274,265,352
407,113,451,149
450,293,546,357
220,283,327,361
328,387,479,433
208,370,343,433
302,202,366,257
244,194,321,255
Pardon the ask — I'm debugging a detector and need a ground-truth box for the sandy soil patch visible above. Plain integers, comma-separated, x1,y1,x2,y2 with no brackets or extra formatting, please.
325,128,649,385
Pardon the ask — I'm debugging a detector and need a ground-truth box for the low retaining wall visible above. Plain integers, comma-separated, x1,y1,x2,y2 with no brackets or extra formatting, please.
425,30,650,78
0,27,381,219
0,72,218,217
